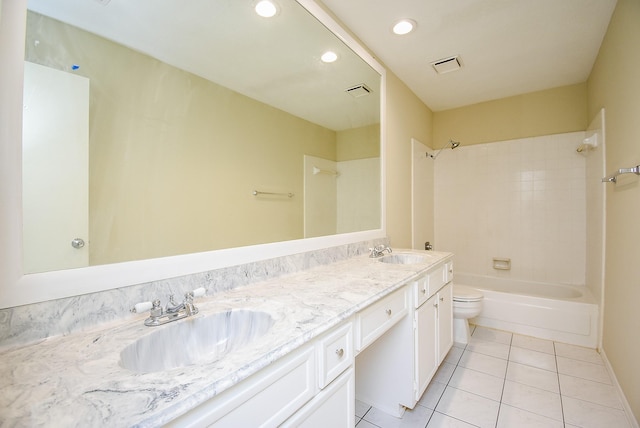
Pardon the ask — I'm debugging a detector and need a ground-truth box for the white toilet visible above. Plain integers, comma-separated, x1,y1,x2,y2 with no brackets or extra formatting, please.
452,285,484,344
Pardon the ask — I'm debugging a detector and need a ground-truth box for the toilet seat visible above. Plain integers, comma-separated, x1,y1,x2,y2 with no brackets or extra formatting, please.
453,285,483,302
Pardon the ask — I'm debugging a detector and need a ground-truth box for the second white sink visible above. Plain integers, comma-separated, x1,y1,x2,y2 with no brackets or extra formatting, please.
120,309,274,373
378,254,427,265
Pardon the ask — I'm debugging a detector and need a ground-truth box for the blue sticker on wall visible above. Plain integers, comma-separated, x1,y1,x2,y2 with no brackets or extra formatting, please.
71,64,80,70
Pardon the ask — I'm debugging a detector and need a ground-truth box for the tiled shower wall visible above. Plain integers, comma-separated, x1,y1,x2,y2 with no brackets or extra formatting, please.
434,132,587,285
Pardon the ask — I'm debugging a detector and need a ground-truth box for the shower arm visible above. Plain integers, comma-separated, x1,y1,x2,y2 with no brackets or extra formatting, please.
428,139,460,160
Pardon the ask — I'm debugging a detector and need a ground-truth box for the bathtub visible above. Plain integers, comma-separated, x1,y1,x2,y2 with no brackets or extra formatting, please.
455,274,599,348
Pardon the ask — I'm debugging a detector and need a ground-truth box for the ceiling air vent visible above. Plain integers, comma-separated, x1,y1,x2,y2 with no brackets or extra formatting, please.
345,83,372,98
431,55,462,74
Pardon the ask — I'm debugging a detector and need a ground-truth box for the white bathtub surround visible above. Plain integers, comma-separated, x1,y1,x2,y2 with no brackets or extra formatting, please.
0,250,450,426
0,238,387,351
584,108,606,348
456,273,599,348
435,131,587,285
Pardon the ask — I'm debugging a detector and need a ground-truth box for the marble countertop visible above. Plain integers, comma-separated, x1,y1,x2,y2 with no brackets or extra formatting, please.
0,250,451,427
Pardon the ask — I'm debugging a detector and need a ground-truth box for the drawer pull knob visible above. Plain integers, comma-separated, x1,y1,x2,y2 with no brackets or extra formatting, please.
440,297,444,302
422,288,427,294
434,303,439,308
335,348,345,357
386,309,392,316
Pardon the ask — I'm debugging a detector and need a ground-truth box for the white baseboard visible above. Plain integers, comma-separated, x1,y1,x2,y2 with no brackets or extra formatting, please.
600,348,639,428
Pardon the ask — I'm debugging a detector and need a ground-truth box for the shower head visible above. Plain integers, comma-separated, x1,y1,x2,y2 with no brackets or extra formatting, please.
428,139,461,159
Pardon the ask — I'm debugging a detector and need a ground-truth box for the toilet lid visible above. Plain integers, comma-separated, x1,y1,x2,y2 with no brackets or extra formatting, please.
453,284,483,302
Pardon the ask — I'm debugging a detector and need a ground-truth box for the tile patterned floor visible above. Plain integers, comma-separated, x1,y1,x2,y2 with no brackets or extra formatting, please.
355,326,633,428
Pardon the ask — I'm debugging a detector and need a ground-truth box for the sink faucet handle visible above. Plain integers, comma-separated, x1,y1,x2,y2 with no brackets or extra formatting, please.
192,287,206,297
150,299,163,317
131,301,152,313
183,291,199,316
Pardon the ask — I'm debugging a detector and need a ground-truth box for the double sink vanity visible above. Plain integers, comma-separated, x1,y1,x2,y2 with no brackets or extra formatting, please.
0,250,453,427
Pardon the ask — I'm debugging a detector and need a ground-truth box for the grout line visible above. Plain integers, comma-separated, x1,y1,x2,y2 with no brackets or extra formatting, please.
424,343,465,427
553,341,567,426
494,338,512,428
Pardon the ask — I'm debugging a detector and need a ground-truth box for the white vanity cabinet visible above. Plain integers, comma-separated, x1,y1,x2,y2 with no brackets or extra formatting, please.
162,257,451,426
415,281,453,400
355,257,454,416
167,321,354,428
414,260,453,401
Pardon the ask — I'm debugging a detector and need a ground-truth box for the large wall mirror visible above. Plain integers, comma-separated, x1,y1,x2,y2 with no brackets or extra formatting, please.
1,0,385,308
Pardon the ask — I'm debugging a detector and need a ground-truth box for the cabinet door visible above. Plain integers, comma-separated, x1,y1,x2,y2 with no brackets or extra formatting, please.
166,347,316,427
437,283,453,364
282,368,354,428
415,296,438,401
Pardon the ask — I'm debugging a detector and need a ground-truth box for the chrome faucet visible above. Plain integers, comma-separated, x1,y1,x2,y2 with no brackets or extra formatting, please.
369,244,392,258
132,290,201,326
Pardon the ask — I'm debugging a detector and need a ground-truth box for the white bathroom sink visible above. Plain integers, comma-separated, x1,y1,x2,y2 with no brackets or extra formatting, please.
378,254,427,265
120,309,274,373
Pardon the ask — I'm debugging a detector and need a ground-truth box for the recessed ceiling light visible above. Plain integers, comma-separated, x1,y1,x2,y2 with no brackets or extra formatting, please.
321,51,338,63
254,0,278,18
392,19,416,35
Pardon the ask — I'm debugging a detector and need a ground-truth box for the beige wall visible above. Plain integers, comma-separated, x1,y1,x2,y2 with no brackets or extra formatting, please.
26,12,337,265
587,0,640,420
336,124,380,161
433,83,588,146
385,72,434,248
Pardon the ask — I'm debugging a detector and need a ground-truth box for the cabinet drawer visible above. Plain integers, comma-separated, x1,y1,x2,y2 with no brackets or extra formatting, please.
317,322,353,388
167,346,316,427
414,263,447,308
356,287,408,352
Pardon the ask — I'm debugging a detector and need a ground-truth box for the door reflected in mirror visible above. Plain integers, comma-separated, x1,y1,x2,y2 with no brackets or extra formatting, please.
23,0,381,273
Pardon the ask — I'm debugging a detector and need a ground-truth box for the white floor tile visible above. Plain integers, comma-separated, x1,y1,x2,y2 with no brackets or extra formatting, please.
509,346,557,371
452,340,467,350
511,334,555,355
427,411,478,428
469,324,476,335
363,404,433,428
556,356,612,384
562,395,631,428
448,366,505,401
554,342,603,365
559,373,623,409
356,399,371,418
501,380,563,421
356,419,380,428
418,380,447,410
435,387,500,428
443,346,464,365
465,336,510,359
506,361,559,393
360,327,633,428
497,403,564,428
471,326,512,344
432,362,456,384
458,349,508,378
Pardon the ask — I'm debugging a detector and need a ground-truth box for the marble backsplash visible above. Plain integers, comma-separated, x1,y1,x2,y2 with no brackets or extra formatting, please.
0,238,388,351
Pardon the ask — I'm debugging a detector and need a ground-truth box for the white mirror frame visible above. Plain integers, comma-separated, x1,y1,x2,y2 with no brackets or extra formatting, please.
0,0,386,309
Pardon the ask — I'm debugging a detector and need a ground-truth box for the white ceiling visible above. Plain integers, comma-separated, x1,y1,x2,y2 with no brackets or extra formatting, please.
320,0,618,111
26,0,380,131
